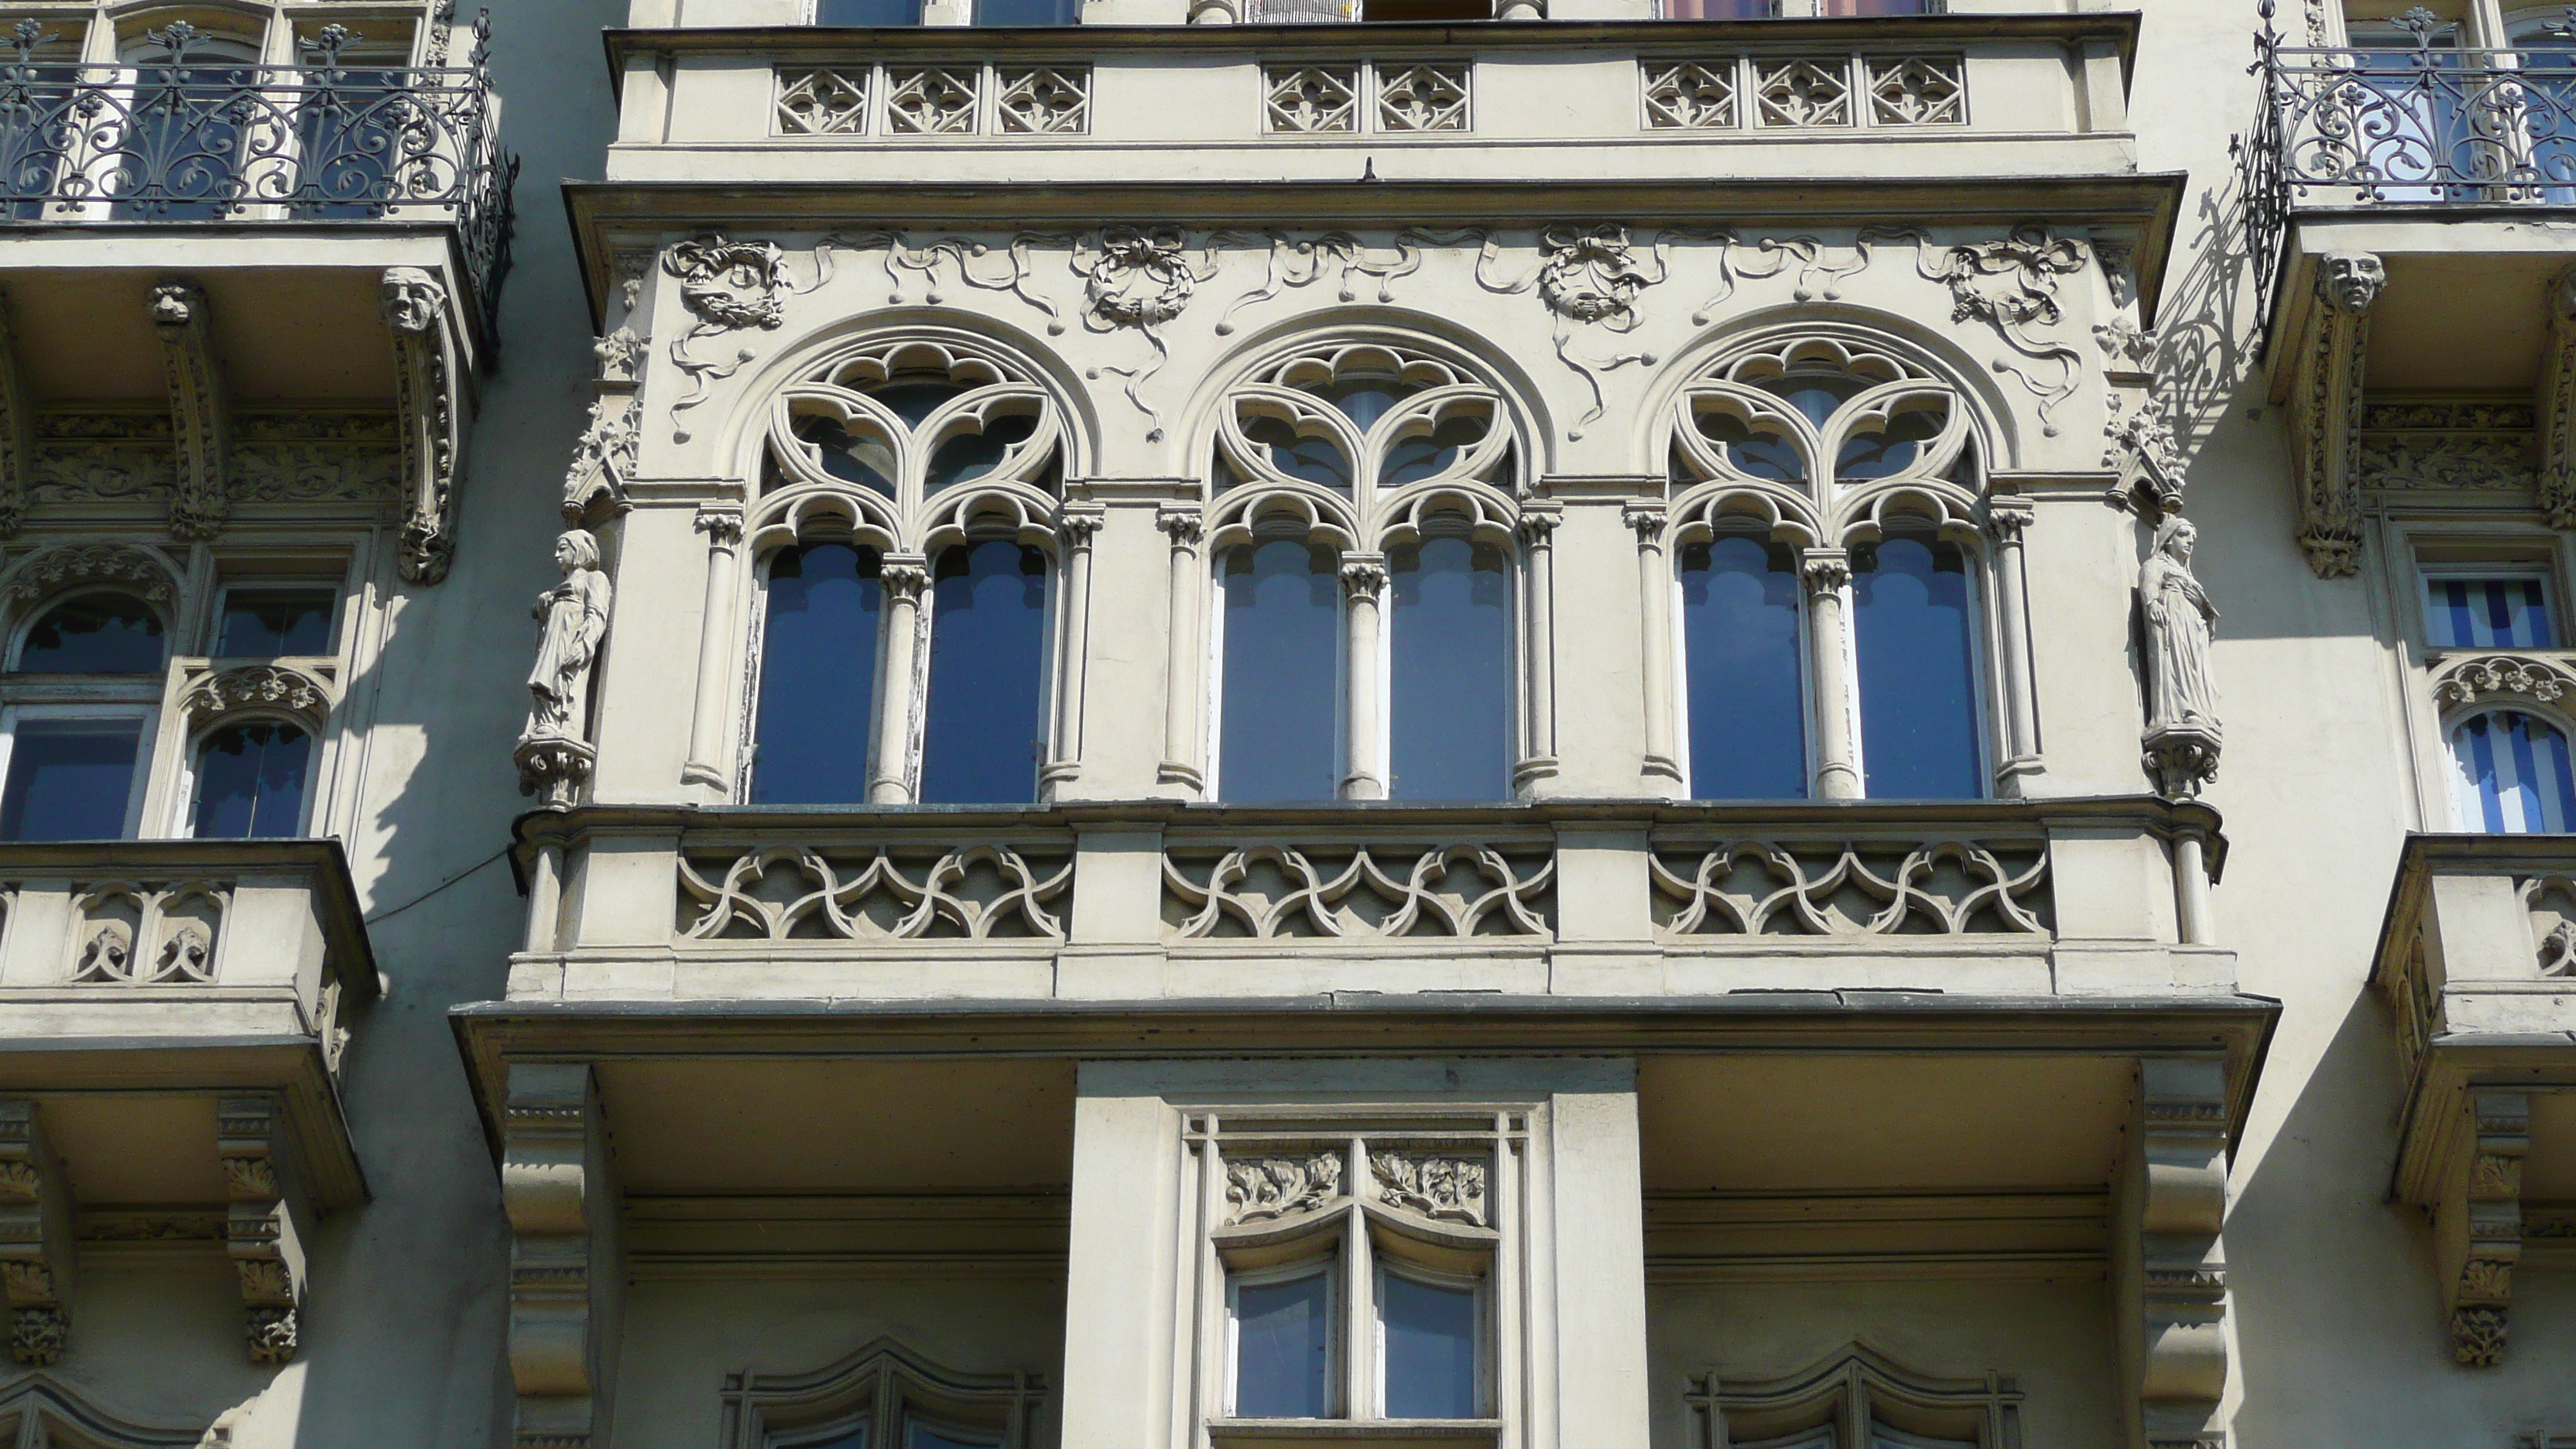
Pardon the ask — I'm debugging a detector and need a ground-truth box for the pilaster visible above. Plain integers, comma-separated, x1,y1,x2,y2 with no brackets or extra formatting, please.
1156,503,1208,794
385,265,468,585
2439,1089,2526,1367
1624,501,1680,789
219,1094,311,1366
1044,501,1108,798
1515,502,1562,790
0,1100,72,1366
504,1063,622,1449
151,278,230,542
2117,1060,2229,1449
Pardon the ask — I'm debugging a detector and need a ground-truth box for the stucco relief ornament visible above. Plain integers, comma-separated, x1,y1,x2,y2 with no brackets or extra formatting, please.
1224,1153,1343,1225
2105,389,2184,513
1919,225,2091,436
1478,224,1665,440
662,235,820,442
515,529,611,807
2139,516,2222,799
1074,227,1219,442
560,396,639,522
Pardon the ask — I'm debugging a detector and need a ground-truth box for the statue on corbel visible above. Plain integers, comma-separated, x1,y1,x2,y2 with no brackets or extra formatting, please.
516,529,612,808
2140,515,2222,799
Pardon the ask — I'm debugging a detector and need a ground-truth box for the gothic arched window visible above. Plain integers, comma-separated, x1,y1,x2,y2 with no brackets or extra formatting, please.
745,338,1069,806
1660,337,1997,800
1203,341,1526,803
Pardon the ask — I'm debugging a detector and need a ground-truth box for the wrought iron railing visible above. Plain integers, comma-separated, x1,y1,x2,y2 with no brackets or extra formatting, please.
0,17,518,331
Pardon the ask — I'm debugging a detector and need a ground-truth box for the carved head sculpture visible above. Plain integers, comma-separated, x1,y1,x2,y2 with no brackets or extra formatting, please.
2317,251,2387,316
2154,514,2197,566
553,528,601,575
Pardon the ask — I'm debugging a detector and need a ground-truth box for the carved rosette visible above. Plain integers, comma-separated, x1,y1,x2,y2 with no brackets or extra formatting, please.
1223,1153,1344,1225
1075,227,1218,442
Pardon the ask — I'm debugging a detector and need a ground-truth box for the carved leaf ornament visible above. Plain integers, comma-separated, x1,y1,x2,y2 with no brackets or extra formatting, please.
1370,1152,1489,1225
1225,1153,1344,1224
678,842,1073,942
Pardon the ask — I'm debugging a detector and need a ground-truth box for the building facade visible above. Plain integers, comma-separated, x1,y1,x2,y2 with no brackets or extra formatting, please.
0,0,2568,1446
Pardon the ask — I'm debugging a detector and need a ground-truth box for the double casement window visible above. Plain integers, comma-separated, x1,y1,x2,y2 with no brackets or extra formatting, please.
717,1338,1043,1449
1685,1345,2019,1449
1201,341,1528,803
0,553,348,843
744,338,1074,807
1656,337,2003,801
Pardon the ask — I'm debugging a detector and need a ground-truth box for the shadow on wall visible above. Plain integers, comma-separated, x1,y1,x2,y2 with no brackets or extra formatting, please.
2152,158,2261,475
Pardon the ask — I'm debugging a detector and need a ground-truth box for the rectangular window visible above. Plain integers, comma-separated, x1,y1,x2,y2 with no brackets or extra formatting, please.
1230,1266,1338,1417
1662,0,1775,15
2423,572,2555,649
216,586,339,657
974,0,1083,22
816,0,928,23
0,713,147,841
1377,1268,1481,1418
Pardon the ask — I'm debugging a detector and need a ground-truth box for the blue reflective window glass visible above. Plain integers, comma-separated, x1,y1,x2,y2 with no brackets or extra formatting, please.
906,1423,999,1449
1381,414,1489,488
816,0,927,21
1689,410,1800,482
217,588,335,657
190,721,311,839
1244,416,1354,495
975,0,1082,22
1835,406,1945,481
752,544,882,805
2424,575,2556,649
1218,541,1341,803
1390,537,1510,801
1852,534,1982,799
927,413,1041,492
109,60,256,221
920,541,1048,804
16,594,164,674
808,1430,867,1449
1680,536,1806,799
1381,1273,1478,1420
2451,710,2576,833
790,412,898,496
0,718,142,841
1233,1270,1332,1418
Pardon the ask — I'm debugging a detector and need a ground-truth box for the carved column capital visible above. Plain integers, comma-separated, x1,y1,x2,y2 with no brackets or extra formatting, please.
1622,501,1669,549
1798,548,1852,596
1985,498,2035,545
879,555,932,604
0,1100,70,1367
218,1096,307,1367
1338,553,1389,601
1516,502,1563,548
692,504,745,549
1057,501,1108,550
1157,503,1206,550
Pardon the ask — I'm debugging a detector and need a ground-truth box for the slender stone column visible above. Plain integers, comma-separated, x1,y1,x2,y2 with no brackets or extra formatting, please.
1987,498,2043,796
1516,505,1561,790
681,504,744,794
1626,502,1680,786
1157,505,1208,793
1043,504,1106,799
1340,553,1389,801
1800,548,1860,800
869,555,931,805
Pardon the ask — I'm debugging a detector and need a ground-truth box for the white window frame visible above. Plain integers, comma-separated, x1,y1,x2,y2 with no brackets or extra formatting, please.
0,702,156,841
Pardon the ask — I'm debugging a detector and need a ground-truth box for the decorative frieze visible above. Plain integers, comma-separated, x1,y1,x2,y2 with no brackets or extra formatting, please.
773,63,1091,137
1161,844,1555,940
2356,399,2536,492
65,882,227,986
1649,838,2050,937
1370,1152,1488,1226
1266,61,1468,134
1266,64,1358,133
678,842,1075,942
1645,54,1964,131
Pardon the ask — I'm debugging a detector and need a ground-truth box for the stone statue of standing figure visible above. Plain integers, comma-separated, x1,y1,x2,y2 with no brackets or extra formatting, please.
2139,515,2221,797
524,528,612,744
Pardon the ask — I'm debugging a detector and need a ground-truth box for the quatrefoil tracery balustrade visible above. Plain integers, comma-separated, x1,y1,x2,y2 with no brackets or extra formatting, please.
1209,341,1522,549
758,339,1067,553
1667,337,1978,544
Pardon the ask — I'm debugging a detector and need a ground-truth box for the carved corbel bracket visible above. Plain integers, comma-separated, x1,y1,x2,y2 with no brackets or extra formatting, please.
0,1100,73,1366
504,1063,619,1449
0,286,29,540
384,267,468,586
516,737,596,810
2142,723,2222,801
2538,269,2576,528
2121,1060,2229,1449
151,279,231,543
2287,251,2384,578
218,1095,310,1366
2441,1090,2526,1366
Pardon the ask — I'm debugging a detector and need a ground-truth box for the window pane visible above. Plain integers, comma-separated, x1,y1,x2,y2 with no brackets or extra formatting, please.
1818,0,1933,12
1852,535,1982,799
1219,541,1341,803
2424,575,2555,649
920,540,1048,804
17,594,164,673
809,1431,867,1449
752,544,882,805
2451,710,2576,833
907,1421,1000,1449
1661,0,1773,15
1681,537,1806,798
1390,537,1510,801
191,721,312,839
817,0,927,21
218,589,336,656
0,719,142,841
1234,1271,1332,1418
927,413,1041,492
1381,1273,1478,1420
975,0,1083,22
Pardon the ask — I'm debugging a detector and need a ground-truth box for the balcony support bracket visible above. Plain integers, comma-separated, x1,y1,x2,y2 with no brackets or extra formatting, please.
0,287,29,540
505,1063,622,1449
385,267,469,587
221,1094,312,1366
0,1100,74,1366
2116,1059,2229,1449
2539,271,2576,529
2439,1089,2526,1367
2285,251,2382,579
152,279,231,543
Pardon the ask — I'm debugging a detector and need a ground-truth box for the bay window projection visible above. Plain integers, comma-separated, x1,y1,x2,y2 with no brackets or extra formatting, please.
1203,342,1523,803
1660,337,2006,800
741,340,1072,806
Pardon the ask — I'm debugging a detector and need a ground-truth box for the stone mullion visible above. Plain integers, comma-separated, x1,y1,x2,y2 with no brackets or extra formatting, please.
219,1095,307,1366
1043,502,1106,799
1800,548,1861,800
682,504,746,796
1157,505,1208,794
1340,553,1389,801
870,556,932,805
0,1099,71,1366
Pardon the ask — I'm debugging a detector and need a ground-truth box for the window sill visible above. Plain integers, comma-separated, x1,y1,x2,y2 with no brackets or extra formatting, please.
1209,1420,1502,1449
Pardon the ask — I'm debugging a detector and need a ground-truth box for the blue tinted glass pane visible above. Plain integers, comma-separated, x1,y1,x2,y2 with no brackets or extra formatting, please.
791,412,898,496
1852,536,1982,799
975,0,1082,22
2451,711,2576,833
817,0,926,20
1835,406,1944,481
1390,537,1509,801
1245,417,1354,494
1382,1274,1478,1420
907,1423,998,1449
109,67,249,221
191,722,311,839
1681,537,1806,799
17,595,163,673
1234,1272,1331,1418
217,590,335,657
927,413,1040,492
2424,576,2556,649
752,545,882,805
1382,415,1488,488
1219,541,1340,803
1690,411,1800,481
0,719,141,841
920,541,1048,804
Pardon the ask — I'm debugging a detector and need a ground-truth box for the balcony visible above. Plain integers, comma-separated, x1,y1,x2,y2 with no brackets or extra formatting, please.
2369,834,2576,1366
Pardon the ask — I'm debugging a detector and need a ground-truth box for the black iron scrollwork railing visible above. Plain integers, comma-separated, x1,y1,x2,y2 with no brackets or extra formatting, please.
0,16,518,330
